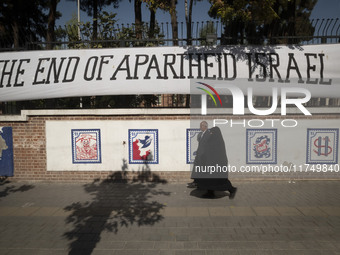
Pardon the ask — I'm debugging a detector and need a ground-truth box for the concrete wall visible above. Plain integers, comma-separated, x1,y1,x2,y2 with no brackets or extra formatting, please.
46,120,190,172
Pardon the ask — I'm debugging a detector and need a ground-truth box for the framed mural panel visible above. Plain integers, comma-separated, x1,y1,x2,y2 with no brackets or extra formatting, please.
306,128,339,164
0,127,14,176
246,129,278,164
186,128,200,164
71,129,102,164
128,129,159,164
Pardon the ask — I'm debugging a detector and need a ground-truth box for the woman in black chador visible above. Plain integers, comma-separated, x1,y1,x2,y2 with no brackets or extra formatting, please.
196,126,237,198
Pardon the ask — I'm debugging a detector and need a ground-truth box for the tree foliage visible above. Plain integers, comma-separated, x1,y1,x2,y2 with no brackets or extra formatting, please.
143,0,178,46
208,0,317,44
0,0,58,49
268,0,318,44
67,0,121,40
61,11,162,108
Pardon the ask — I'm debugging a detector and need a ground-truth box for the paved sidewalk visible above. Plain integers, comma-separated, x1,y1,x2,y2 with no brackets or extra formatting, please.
0,178,340,255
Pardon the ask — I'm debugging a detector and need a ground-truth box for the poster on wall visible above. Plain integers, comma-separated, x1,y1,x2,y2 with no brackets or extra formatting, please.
71,129,102,164
186,128,200,164
128,129,158,164
307,128,339,164
246,129,278,164
0,127,14,176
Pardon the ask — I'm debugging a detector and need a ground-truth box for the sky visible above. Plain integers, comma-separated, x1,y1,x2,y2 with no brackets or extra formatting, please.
56,0,340,28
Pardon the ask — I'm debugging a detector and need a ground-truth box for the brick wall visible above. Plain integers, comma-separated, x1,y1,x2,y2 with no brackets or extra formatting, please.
1,109,340,182
1,112,191,182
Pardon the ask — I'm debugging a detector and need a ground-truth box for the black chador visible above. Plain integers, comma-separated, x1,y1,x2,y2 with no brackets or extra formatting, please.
195,126,237,198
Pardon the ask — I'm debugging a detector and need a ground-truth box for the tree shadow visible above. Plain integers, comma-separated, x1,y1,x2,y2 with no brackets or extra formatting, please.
0,177,35,200
63,159,170,255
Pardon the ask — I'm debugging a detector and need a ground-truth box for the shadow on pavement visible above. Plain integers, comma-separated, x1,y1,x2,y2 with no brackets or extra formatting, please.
0,177,35,199
189,188,229,199
63,160,170,255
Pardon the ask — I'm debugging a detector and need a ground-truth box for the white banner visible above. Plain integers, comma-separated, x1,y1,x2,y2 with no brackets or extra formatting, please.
0,44,340,102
